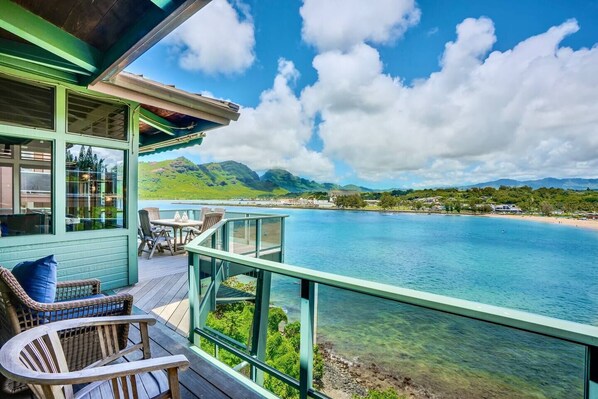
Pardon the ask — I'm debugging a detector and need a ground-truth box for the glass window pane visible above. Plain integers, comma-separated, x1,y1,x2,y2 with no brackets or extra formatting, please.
67,92,128,140
0,136,52,237
66,144,126,231
0,75,55,130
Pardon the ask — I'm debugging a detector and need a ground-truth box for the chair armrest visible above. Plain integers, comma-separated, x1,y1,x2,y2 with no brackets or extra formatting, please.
5,354,189,386
24,293,133,318
55,279,101,301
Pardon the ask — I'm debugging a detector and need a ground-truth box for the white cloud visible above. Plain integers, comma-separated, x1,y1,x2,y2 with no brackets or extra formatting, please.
300,18,598,184
198,59,335,180
300,0,420,52
165,0,255,75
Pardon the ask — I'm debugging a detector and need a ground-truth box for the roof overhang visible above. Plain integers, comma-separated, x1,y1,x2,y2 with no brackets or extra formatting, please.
0,0,241,155
88,72,240,155
0,0,211,85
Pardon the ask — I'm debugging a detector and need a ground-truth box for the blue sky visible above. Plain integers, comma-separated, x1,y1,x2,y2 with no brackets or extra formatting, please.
130,0,598,189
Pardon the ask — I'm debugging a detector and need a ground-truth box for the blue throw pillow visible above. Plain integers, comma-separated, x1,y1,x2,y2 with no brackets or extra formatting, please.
11,254,58,303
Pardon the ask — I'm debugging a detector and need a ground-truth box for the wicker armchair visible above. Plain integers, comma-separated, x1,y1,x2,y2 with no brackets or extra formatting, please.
0,267,133,394
0,316,189,399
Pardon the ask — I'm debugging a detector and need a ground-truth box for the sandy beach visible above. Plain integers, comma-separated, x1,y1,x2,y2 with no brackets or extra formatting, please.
483,214,598,231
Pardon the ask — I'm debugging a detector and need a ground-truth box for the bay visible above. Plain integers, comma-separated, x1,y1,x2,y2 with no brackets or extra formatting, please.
140,200,598,398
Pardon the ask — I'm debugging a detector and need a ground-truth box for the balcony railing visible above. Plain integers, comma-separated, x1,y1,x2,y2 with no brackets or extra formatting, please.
185,213,598,399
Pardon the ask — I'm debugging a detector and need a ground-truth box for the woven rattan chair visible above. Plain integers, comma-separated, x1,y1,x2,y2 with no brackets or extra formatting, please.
0,315,189,399
0,267,133,394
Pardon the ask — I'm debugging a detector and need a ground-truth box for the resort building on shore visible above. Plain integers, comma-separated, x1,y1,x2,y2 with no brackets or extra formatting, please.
492,204,523,213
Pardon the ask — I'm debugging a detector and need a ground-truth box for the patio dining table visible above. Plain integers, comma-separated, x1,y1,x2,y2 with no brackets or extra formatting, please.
151,219,203,252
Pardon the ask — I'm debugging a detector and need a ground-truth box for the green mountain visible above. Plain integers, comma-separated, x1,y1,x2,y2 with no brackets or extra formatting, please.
260,169,334,193
139,157,286,199
465,177,598,190
139,158,374,199
260,168,372,193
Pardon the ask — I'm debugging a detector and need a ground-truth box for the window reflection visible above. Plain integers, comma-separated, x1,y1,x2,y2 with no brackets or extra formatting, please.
66,145,125,231
0,136,52,237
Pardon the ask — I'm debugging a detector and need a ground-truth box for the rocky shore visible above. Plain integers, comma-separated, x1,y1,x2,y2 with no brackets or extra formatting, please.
319,342,437,399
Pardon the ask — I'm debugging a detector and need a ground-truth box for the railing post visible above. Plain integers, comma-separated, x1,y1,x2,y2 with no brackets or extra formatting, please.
299,280,315,399
250,270,272,386
256,218,262,258
585,346,598,399
210,234,217,310
280,217,286,263
188,251,200,345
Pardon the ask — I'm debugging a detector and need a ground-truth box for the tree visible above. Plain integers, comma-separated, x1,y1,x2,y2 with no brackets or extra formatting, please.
378,193,397,210
335,194,366,209
540,201,554,216
479,204,493,213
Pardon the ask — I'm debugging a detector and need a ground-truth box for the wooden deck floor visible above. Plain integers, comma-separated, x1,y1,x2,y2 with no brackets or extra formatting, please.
118,251,191,337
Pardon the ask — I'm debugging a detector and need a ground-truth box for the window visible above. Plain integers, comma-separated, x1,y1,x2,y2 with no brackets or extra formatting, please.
0,136,52,237
0,76,55,130
66,145,125,231
67,92,128,140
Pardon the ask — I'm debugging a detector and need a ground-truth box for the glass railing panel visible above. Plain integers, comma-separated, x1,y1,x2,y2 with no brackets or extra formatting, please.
229,219,257,255
193,259,303,398
261,272,303,398
260,217,282,252
315,285,585,399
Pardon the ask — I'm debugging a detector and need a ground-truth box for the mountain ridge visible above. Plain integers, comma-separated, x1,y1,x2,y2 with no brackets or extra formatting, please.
138,157,371,199
138,157,598,199
464,177,598,190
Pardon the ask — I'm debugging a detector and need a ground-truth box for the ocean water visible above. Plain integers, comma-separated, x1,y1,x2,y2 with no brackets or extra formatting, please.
140,201,598,398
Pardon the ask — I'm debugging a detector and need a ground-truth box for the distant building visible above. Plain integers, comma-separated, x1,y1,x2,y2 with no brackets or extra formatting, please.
493,204,523,213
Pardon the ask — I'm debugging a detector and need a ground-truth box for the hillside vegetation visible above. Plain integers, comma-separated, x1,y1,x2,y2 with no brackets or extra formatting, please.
139,157,287,199
139,157,370,199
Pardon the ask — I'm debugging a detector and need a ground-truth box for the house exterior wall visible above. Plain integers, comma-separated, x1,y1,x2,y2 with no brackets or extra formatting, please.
0,67,140,290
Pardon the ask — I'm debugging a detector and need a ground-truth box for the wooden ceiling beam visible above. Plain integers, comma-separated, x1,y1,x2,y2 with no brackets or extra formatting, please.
0,0,101,74
0,39,91,76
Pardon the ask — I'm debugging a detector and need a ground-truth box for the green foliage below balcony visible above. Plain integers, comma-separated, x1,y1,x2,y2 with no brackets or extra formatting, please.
202,302,324,398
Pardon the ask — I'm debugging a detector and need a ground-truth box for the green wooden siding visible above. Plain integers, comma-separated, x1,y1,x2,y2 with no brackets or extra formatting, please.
0,235,129,290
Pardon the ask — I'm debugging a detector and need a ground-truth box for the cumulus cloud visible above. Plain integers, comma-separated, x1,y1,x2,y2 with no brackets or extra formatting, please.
199,59,335,180
165,0,255,74
301,18,598,184
300,0,420,51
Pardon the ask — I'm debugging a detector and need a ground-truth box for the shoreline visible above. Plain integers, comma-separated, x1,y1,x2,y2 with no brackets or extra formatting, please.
160,199,598,232
319,342,436,399
482,213,598,231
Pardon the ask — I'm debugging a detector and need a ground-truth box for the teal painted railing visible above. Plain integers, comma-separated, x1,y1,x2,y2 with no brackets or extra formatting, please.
186,214,598,399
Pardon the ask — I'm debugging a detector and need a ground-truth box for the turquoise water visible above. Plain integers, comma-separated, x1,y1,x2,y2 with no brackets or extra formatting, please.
140,201,598,397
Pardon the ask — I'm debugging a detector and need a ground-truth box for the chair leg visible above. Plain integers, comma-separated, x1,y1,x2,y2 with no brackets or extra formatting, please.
148,242,158,259
166,237,174,256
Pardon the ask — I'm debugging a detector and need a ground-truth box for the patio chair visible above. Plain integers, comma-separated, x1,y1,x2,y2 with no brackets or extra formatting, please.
141,207,161,223
184,212,225,243
0,268,133,394
138,209,174,259
0,315,189,399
